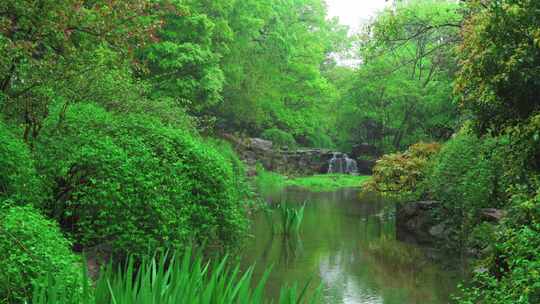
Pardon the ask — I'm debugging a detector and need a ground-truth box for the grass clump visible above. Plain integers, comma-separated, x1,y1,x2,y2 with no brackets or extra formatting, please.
285,174,370,192
264,203,306,236
32,249,320,304
277,203,305,236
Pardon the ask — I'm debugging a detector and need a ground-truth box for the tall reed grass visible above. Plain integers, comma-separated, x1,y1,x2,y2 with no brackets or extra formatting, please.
31,249,320,304
264,203,306,236
278,203,305,236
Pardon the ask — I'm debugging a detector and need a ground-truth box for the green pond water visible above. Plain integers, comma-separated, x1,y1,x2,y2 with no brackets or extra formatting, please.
240,187,464,304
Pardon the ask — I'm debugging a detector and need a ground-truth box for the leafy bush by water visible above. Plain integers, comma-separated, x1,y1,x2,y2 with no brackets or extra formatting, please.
0,205,82,304
457,214,540,303
35,103,247,257
425,129,508,246
363,142,441,200
206,138,247,189
455,116,540,303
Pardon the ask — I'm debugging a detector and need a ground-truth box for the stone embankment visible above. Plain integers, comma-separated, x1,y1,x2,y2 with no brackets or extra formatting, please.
222,134,378,176
396,200,506,244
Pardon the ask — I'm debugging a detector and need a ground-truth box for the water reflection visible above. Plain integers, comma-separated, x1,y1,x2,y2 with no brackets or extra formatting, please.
241,187,462,304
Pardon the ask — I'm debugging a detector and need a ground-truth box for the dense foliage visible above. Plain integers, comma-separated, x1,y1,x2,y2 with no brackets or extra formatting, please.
0,205,81,304
261,128,297,149
452,117,540,303
451,1,540,302
35,103,247,257
217,0,347,144
360,1,540,302
1,0,539,302
335,0,461,152
0,121,44,206
456,0,540,133
364,142,441,199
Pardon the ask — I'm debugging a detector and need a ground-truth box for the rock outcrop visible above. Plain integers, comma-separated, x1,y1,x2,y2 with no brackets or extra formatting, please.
223,134,371,175
396,201,507,244
351,143,381,159
479,208,507,222
396,201,443,244
356,159,377,175
351,143,379,174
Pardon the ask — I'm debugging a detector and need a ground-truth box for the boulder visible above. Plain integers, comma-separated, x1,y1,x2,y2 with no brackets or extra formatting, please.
396,201,444,243
479,208,506,223
250,138,273,151
429,222,448,239
357,159,376,175
351,143,380,159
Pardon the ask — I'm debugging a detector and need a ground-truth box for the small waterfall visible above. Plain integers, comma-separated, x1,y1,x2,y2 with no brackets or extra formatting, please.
327,152,358,175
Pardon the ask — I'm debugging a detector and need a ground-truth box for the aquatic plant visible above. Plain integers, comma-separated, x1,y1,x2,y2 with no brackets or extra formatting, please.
262,203,305,236
277,203,305,236
263,206,277,235
31,249,320,304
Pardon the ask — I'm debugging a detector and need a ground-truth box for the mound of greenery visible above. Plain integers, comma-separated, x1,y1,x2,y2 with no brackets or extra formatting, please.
35,103,247,257
453,115,540,303
450,1,540,302
363,142,441,199
261,128,297,149
0,121,44,206
426,129,510,241
0,205,82,304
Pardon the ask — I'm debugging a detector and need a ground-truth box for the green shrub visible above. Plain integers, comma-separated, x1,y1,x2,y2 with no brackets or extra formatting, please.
0,204,82,303
456,0,540,133
306,132,334,149
261,128,297,149
206,138,247,189
0,121,44,206
363,142,441,199
458,222,540,304
35,103,247,257
426,130,507,244
457,118,540,303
